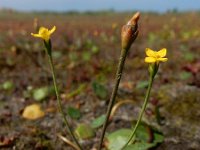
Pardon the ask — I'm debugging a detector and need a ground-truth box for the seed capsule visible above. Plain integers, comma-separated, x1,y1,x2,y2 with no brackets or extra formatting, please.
121,12,140,50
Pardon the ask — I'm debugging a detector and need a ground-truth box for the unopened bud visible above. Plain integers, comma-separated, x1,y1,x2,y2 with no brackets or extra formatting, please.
121,12,140,50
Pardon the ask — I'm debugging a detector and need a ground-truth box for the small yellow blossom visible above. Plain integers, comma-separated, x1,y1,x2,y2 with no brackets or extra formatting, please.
31,26,56,42
145,48,168,63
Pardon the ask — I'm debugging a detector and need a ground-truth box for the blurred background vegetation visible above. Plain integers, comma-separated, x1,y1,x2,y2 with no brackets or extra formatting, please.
0,1,200,149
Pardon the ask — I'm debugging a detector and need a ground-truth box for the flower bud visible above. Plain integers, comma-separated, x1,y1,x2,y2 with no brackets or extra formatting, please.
121,12,140,50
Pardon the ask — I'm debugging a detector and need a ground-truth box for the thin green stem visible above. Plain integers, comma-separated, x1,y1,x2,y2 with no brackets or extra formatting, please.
121,76,154,149
46,50,83,150
98,49,128,150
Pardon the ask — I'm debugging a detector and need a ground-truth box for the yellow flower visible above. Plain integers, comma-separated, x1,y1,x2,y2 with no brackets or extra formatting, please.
31,26,56,42
145,48,168,63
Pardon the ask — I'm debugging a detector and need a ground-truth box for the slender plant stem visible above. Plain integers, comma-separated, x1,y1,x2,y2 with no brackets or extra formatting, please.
121,76,154,149
46,52,83,150
98,49,128,150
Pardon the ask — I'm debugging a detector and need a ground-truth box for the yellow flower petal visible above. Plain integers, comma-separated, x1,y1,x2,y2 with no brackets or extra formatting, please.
157,57,168,62
145,57,156,63
38,27,48,35
31,26,56,42
31,33,43,38
145,48,156,57
157,48,167,57
49,26,56,34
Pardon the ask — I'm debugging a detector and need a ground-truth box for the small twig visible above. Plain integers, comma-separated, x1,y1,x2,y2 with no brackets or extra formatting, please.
110,99,136,120
57,134,80,150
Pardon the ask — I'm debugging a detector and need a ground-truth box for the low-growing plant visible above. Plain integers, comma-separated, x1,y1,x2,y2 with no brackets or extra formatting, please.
31,26,83,150
31,12,168,150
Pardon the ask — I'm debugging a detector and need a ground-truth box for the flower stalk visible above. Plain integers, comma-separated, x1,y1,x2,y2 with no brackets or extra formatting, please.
31,27,83,150
121,68,155,149
122,48,168,149
44,40,83,150
98,12,140,150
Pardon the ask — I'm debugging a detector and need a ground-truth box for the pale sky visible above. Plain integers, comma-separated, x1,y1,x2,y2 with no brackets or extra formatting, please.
0,0,200,12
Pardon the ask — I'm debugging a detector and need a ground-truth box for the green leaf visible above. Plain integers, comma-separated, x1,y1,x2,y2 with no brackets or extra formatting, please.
92,81,108,99
179,71,192,80
69,52,78,62
135,123,153,142
82,51,91,61
6,57,15,66
91,45,99,54
67,106,81,120
2,81,14,91
133,122,164,144
136,81,149,89
183,52,195,62
52,51,62,59
85,39,93,48
33,86,54,101
91,114,106,128
75,123,95,140
106,129,133,150
153,132,164,143
66,84,86,98
106,124,164,150
124,142,155,150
